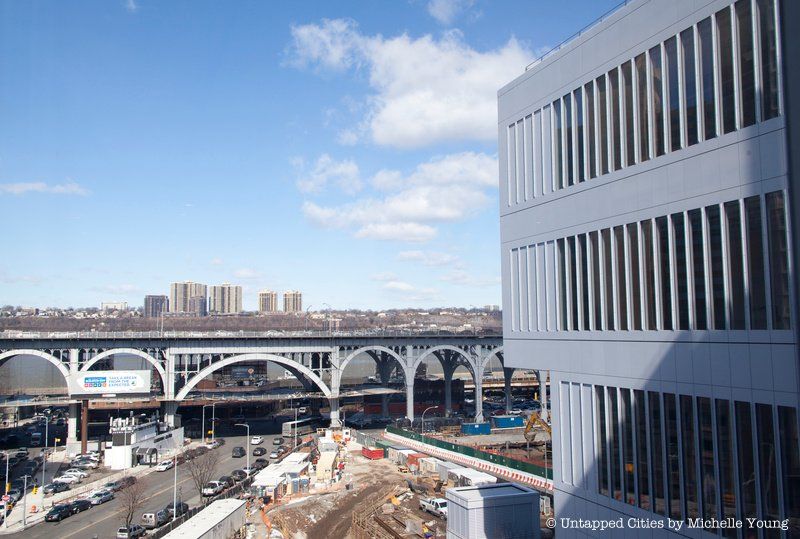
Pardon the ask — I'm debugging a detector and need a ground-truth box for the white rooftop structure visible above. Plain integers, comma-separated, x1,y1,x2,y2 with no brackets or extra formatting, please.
161,498,246,539
446,483,540,539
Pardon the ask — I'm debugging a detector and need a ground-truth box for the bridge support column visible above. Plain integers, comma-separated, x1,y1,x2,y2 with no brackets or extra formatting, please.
68,403,79,444
443,365,455,417
80,400,89,454
376,358,394,418
538,371,548,423
405,381,414,422
163,401,180,429
474,378,484,423
329,397,341,427
503,367,515,414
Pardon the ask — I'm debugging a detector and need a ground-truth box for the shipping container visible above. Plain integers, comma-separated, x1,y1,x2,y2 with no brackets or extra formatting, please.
461,422,491,435
361,446,384,460
491,415,525,429
436,460,463,482
446,484,540,539
406,452,428,469
419,457,443,475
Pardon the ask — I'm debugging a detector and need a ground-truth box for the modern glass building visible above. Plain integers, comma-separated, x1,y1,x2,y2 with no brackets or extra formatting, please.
498,0,799,536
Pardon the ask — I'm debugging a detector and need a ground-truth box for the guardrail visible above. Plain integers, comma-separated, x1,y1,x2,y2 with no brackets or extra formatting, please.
0,330,501,340
385,425,552,480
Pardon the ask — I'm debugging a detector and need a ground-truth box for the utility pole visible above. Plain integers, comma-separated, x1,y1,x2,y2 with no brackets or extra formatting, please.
235,423,250,472
41,412,50,487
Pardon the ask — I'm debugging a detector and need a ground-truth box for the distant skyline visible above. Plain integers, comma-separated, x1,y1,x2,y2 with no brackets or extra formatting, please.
0,0,618,310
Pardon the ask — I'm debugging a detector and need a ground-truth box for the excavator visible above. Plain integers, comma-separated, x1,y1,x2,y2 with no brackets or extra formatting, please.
523,410,551,445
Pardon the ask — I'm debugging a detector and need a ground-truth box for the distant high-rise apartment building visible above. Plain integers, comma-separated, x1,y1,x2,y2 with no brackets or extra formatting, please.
258,290,278,313
209,283,243,314
283,290,302,312
101,301,128,311
143,295,168,318
499,0,799,534
188,295,207,317
169,282,207,313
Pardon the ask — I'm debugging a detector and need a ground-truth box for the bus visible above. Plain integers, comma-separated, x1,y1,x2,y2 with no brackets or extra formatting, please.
281,417,320,439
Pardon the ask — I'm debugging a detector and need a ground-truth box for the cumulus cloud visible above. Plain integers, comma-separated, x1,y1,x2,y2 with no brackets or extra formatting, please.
0,181,89,196
234,268,263,280
440,269,500,287
301,151,496,243
397,250,461,267
210,258,224,266
427,0,476,25
295,154,362,195
90,283,141,294
287,19,531,148
124,0,138,12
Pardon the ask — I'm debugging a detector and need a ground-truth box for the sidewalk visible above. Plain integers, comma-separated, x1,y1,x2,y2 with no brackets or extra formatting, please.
0,443,194,535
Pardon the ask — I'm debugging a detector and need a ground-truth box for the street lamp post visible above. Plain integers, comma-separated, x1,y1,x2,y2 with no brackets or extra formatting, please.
22,474,28,527
235,423,250,473
172,452,178,521
2,450,10,530
293,408,298,449
211,401,223,442
201,404,213,444
421,406,438,435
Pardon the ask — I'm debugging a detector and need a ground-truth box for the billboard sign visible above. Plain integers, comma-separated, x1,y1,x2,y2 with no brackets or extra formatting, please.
68,370,152,397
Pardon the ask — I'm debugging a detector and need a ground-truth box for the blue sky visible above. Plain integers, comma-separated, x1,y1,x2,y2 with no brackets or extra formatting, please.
0,0,617,311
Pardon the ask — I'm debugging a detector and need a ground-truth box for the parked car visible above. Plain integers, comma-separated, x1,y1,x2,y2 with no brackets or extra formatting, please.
242,466,256,476
45,504,73,522
419,497,448,519
231,446,246,458
141,510,169,529
155,460,174,472
230,469,247,482
43,482,70,495
116,525,146,538
69,499,92,514
120,476,137,488
205,439,221,450
253,447,267,457
63,468,89,479
201,481,225,497
6,489,21,503
218,475,234,488
104,480,125,492
72,459,99,470
88,489,114,505
254,458,269,470
250,436,264,445
269,450,279,459
272,437,284,446
53,474,82,485
164,501,189,518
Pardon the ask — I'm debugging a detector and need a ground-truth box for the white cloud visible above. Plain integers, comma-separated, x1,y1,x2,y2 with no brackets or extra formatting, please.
301,151,496,243
383,280,415,292
210,258,224,266
0,271,43,285
0,181,89,196
440,269,500,287
370,272,399,282
295,154,362,195
124,0,138,12
381,279,440,302
426,0,475,25
234,268,263,280
397,250,461,267
90,283,141,294
288,19,531,148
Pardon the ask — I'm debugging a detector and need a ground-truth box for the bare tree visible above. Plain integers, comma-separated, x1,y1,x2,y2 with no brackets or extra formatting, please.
118,480,148,528
185,450,221,503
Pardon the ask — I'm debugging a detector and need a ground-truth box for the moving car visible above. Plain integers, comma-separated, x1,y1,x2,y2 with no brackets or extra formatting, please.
45,504,72,522
205,439,221,450
254,458,269,470
272,437,284,446
253,447,267,456
43,482,70,495
141,510,169,530
69,499,92,514
116,525,146,538
201,481,225,497
250,436,264,445
88,489,114,505
231,446,246,458
155,460,174,472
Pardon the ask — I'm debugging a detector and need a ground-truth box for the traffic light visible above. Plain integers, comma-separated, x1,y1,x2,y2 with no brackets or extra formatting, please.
32,486,38,495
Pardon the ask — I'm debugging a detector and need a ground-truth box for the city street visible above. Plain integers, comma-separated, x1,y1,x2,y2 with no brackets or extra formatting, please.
5,434,254,539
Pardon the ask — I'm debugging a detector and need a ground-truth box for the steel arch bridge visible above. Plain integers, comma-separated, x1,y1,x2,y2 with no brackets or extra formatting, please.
0,331,512,436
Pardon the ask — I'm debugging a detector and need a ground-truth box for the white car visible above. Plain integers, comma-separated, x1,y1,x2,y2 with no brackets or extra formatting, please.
155,460,174,472
250,436,264,445
63,468,90,478
54,474,82,484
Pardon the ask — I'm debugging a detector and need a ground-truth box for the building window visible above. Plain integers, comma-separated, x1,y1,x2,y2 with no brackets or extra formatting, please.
635,390,650,510
664,393,682,520
672,213,690,329
641,219,657,330
597,76,609,175
609,68,622,170
650,45,665,157
614,226,628,330
689,209,708,329
575,88,586,183
579,234,590,330
745,196,768,329
707,205,727,329
649,392,665,515
716,8,736,134
568,236,579,330
716,399,737,539
681,27,699,146
635,53,650,163
657,216,673,330
586,82,597,179
602,228,614,330
697,397,717,523
542,105,553,193
622,61,636,167
680,395,699,520
609,387,622,501
736,0,756,127
665,36,681,152
756,403,780,533
558,238,567,330
596,386,610,497
735,401,758,525
698,17,717,140
627,223,642,330
590,231,601,329
507,125,516,205
724,201,746,329
553,99,563,190
621,389,636,505
757,0,779,120
564,93,574,187
766,191,791,329
778,406,800,531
